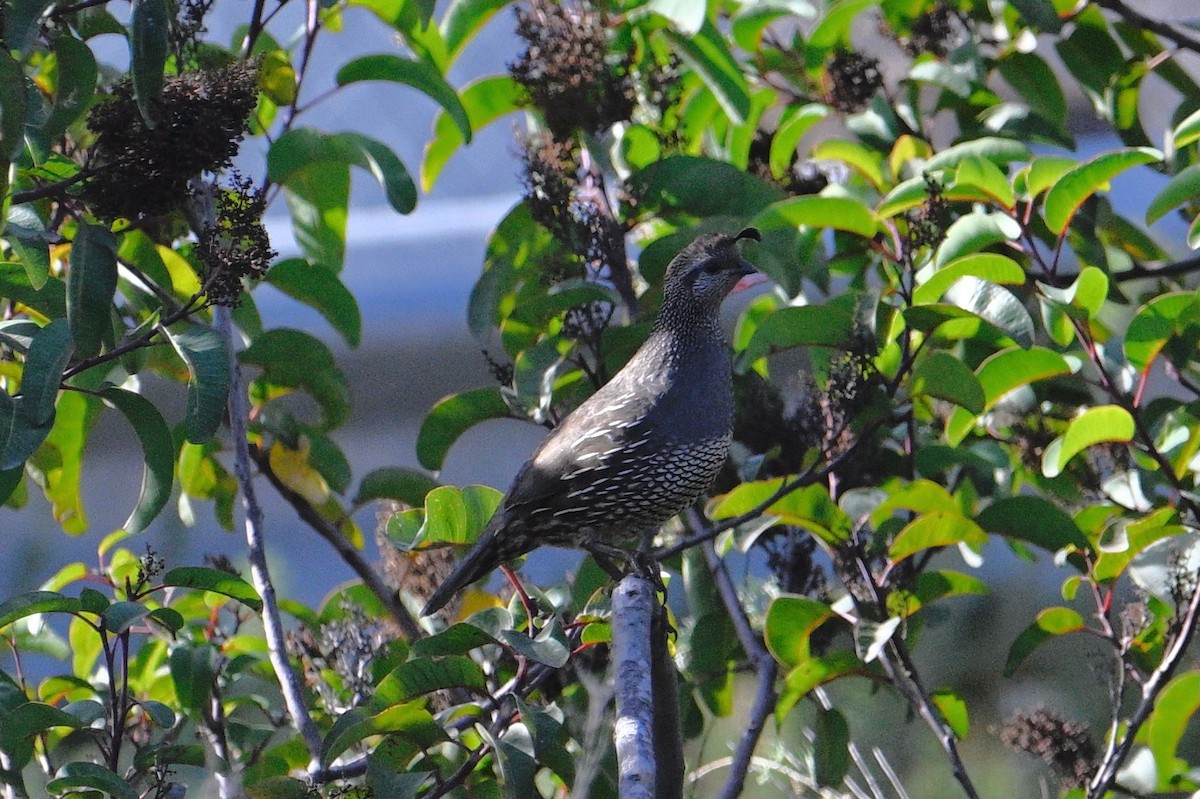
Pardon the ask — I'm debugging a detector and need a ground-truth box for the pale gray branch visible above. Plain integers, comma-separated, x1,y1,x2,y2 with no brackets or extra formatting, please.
612,575,656,799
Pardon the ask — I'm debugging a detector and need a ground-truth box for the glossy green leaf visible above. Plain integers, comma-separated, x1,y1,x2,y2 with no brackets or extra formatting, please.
945,278,1033,349
1042,405,1135,478
934,211,1021,268
370,656,486,708
354,466,440,506
322,704,445,768
129,0,169,127
813,707,851,787
265,258,362,346
240,329,351,430
1174,107,1200,149
441,0,511,62
1146,670,1200,781
769,104,826,179
1043,147,1162,235
0,590,81,630
739,304,854,366
0,49,26,160
945,346,1071,444
889,511,987,562
46,761,139,799
913,253,1026,305
337,55,470,143
101,601,151,634
20,319,73,426
665,20,751,124
924,137,1031,172
410,621,500,657
1004,607,1085,676
0,264,67,317
416,388,512,471
777,651,862,719
501,617,571,667
1095,517,1188,584
807,0,874,57
43,36,98,138
711,480,852,545
67,223,118,358
0,702,83,755
887,570,988,618
99,387,173,534
1147,164,1200,225
421,75,520,191
162,567,263,612
1025,155,1077,198
751,195,877,238
164,324,231,443
412,484,503,547
954,156,1015,209
977,495,1087,550
629,155,785,218
40,390,92,535
6,206,51,289
869,479,957,525
910,351,985,414
764,595,836,667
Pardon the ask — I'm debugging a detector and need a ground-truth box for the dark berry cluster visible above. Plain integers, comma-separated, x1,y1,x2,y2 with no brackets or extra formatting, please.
522,132,580,244
902,3,958,58
904,173,950,255
733,371,823,476
999,709,1097,789
172,0,214,63
510,0,635,136
826,50,883,113
195,173,275,306
562,300,613,341
83,62,258,221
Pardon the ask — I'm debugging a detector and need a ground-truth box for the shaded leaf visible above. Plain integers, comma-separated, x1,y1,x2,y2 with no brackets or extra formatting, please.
240,329,351,430
0,591,81,631
813,707,850,787
1004,607,1085,676
169,645,214,713
337,55,470,143
353,466,440,506
265,258,362,346
751,195,877,238
164,324,231,443
370,656,486,708
5,206,51,290
66,223,118,358
129,0,169,126
976,496,1087,550
1146,163,1200,225
20,319,73,426
910,351,985,414
417,388,512,471
628,155,785,218
664,20,751,124
46,761,138,799
99,387,173,534
0,49,26,160
161,566,263,612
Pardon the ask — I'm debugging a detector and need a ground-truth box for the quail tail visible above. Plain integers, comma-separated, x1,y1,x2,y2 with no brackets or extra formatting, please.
421,527,506,616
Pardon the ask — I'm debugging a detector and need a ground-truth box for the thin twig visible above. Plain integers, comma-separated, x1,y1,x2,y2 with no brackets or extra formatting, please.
1094,0,1200,54
11,169,92,204
216,305,324,767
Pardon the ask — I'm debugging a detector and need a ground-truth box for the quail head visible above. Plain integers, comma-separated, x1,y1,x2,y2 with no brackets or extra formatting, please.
421,228,760,616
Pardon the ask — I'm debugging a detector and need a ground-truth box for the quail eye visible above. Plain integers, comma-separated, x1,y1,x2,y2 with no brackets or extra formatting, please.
701,261,723,274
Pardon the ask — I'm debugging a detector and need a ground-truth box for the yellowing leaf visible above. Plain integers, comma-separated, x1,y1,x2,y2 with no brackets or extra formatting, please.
269,439,329,505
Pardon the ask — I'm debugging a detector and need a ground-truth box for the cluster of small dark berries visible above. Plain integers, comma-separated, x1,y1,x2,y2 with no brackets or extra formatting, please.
904,173,950,254
196,173,275,306
826,50,883,113
172,0,214,62
733,371,823,476
573,200,630,298
747,131,829,196
562,300,613,341
83,62,257,221
137,545,165,584
902,3,958,58
510,0,635,136
999,709,1096,789
522,133,580,244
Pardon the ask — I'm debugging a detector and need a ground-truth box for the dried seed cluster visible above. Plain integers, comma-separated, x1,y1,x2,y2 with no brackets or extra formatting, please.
827,50,883,113
195,173,275,306
999,708,1097,789
84,62,257,221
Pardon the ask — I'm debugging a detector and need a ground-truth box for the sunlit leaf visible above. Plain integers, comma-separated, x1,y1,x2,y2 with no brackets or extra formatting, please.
913,253,1026,305
664,19,751,124
1043,147,1161,235
1042,405,1134,478
1004,607,1085,676
751,195,878,238
888,511,987,562
421,75,520,191
161,567,262,612
99,387,173,534
764,594,836,667
0,591,81,630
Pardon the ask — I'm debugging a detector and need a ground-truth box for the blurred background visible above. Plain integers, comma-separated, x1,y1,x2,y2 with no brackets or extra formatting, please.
4,1,1199,795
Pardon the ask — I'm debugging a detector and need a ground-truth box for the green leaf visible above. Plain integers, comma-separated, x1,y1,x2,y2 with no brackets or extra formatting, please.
163,324,231,443
128,0,170,127
410,621,500,657
931,689,969,739
1147,164,1200,225
807,0,874,57
0,396,56,470
39,390,93,534
43,36,98,138
240,329,351,430
998,51,1066,125
1174,107,1200,149
887,570,988,617
751,195,877,238
162,566,263,612
99,387,173,534
245,776,311,799
0,264,67,317
954,156,1015,209
398,484,504,548
777,652,862,718
265,258,362,346
46,761,139,799
813,707,851,787
416,388,511,471
711,480,852,545
515,696,575,784
0,702,83,754
664,19,751,124
501,617,570,667
168,645,214,714
0,590,81,630
945,346,1071,444
441,0,511,63
913,253,1026,305
910,351,985,414
889,511,987,562
1025,155,1077,198
945,278,1033,349
764,595,836,667
976,496,1088,550
1146,670,1200,781
101,601,151,634
421,75,520,191
924,137,1031,172
322,705,445,768
647,0,706,34
337,55,470,144
20,319,73,426
629,155,785,218
370,656,486,709
934,211,1020,268
1004,607,1085,676
67,223,118,358
0,49,26,160
1042,405,1135,478
1043,147,1162,235
769,104,827,179
5,207,51,289
739,304,855,366
353,466,440,506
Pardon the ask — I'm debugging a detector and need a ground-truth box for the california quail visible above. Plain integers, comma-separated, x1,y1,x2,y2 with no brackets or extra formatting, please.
421,228,760,616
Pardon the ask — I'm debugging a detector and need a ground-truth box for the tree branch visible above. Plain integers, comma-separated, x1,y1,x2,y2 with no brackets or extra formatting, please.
216,305,324,768
1094,0,1200,55
612,575,657,799
10,169,92,204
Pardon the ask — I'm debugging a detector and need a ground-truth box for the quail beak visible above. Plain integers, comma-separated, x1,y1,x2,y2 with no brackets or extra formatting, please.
732,259,764,294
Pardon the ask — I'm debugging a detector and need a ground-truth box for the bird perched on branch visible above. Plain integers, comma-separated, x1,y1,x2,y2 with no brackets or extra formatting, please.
421,228,760,616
